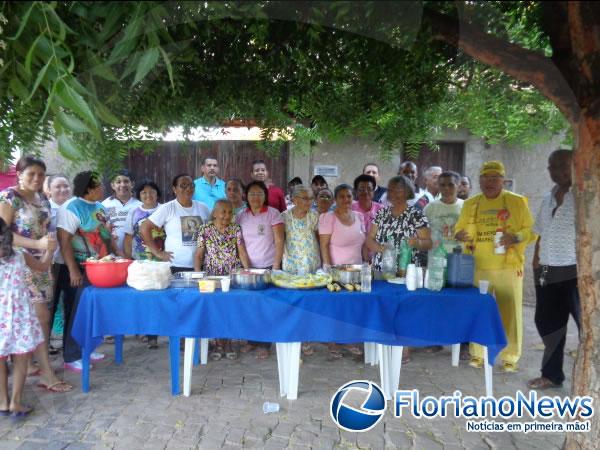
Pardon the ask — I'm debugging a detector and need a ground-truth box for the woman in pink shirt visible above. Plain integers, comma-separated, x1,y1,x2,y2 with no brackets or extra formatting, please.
318,184,367,359
236,180,284,360
319,184,366,266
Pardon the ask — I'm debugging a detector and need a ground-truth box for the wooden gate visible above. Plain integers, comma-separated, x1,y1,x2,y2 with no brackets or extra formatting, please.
120,141,289,201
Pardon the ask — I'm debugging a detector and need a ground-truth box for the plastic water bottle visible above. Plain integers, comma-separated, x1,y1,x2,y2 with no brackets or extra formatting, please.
426,246,446,291
361,263,372,293
263,401,280,414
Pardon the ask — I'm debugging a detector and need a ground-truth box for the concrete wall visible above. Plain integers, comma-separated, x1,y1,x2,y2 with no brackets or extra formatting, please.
290,130,568,304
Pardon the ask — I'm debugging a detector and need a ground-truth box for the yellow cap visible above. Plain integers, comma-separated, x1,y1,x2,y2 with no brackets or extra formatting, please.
480,161,506,177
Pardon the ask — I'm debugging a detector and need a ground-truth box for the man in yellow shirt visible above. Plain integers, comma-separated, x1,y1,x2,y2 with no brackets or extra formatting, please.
455,161,535,372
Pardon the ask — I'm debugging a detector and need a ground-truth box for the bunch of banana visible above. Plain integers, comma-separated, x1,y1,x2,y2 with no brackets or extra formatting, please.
326,282,362,292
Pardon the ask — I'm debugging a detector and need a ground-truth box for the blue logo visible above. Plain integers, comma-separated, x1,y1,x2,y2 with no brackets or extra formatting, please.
330,380,386,432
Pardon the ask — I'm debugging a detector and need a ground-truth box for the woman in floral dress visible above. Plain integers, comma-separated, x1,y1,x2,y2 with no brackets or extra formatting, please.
281,185,321,275
366,175,432,363
194,199,250,360
0,155,72,392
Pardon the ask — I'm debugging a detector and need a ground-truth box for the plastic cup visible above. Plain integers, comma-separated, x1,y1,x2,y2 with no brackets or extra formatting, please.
479,280,490,295
221,277,231,292
262,401,280,414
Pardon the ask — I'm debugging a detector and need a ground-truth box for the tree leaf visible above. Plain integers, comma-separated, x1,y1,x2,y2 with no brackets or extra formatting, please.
158,46,175,90
91,63,119,82
57,133,81,160
55,80,100,135
108,6,143,62
95,101,123,127
25,57,53,102
56,110,93,135
7,2,37,41
132,47,160,86
24,34,43,76
9,77,30,99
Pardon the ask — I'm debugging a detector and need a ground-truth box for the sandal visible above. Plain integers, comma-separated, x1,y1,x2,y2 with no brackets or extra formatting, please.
301,344,314,356
502,362,519,373
347,345,364,356
240,343,256,354
255,348,270,360
210,351,223,361
36,381,73,393
225,352,238,360
329,350,343,360
527,377,562,390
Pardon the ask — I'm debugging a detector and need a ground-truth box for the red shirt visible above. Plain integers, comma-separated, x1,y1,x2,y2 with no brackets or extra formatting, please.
267,185,287,212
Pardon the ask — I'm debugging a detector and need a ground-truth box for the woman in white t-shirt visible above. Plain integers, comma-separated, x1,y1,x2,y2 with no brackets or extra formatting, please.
141,174,209,272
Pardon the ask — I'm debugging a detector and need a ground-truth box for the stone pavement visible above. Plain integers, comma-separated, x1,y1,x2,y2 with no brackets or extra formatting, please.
0,304,579,450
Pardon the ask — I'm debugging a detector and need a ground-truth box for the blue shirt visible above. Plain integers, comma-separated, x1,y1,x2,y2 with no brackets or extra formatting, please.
192,177,226,211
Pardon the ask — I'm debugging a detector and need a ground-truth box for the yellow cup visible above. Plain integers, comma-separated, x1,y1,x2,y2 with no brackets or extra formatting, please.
198,279,216,293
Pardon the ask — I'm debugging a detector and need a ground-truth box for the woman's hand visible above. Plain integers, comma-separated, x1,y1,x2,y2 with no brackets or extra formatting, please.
454,230,471,242
37,234,50,251
69,267,83,287
156,250,174,262
45,232,58,253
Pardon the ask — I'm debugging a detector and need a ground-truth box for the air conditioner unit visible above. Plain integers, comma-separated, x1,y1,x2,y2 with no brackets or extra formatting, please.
314,165,339,177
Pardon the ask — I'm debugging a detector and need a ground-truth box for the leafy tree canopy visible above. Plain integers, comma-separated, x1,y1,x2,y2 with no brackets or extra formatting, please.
0,1,568,174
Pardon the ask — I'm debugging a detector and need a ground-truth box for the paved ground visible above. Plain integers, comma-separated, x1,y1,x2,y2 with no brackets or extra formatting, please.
0,304,580,450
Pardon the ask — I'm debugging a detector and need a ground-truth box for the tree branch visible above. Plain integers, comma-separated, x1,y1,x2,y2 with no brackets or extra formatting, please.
424,7,581,125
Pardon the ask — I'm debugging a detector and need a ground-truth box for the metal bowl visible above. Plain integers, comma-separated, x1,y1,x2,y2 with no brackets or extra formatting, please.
231,268,271,290
170,271,206,288
331,264,363,284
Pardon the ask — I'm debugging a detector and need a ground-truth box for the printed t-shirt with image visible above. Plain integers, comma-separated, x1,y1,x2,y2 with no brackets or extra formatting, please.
423,198,464,253
57,198,113,263
148,199,210,268
123,205,166,261
101,196,142,252
236,206,283,268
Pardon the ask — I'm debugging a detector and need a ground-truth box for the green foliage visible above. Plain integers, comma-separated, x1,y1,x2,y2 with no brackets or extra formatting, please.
0,1,570,171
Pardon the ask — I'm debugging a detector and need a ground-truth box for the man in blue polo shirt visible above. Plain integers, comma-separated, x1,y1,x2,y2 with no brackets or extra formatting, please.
192,156,226,211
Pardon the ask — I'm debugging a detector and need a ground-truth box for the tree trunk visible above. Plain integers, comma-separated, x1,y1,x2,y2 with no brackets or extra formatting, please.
566,116,600,449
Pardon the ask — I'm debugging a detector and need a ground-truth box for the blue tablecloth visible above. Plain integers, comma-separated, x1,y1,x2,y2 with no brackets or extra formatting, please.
72,282,506,393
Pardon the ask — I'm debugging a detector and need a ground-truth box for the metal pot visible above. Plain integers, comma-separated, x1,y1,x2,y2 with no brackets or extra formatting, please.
230,268,271,290
331,264,363,284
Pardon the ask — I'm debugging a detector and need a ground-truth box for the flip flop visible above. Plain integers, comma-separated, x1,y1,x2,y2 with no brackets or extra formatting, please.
37,381,73,393
347,346,364,356
255,348,270,360
210,351,223,361
28,368,42,377
329,350,343,360
10,407,33,420
301,344,314,356
225,352,238,360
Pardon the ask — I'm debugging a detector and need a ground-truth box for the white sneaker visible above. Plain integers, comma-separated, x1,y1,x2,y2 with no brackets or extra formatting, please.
90,352,105,362
64,359,93,373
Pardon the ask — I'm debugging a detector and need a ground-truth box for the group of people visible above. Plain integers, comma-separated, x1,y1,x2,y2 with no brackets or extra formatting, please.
0,151,579,417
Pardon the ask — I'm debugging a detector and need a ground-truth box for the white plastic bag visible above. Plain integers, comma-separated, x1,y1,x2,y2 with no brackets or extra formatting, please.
127,260,172,290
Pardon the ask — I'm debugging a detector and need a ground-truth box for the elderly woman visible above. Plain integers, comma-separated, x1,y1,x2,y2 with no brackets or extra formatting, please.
366,175,432,362
141,174,210,273
281,185,321,275
225,178,247,216
319,184,366,267
237,180,284,359
315,187,334,214
0,156,72,392
319,184,367,358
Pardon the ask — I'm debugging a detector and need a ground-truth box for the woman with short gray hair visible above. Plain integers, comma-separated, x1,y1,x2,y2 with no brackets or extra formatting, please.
281,185,321,275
